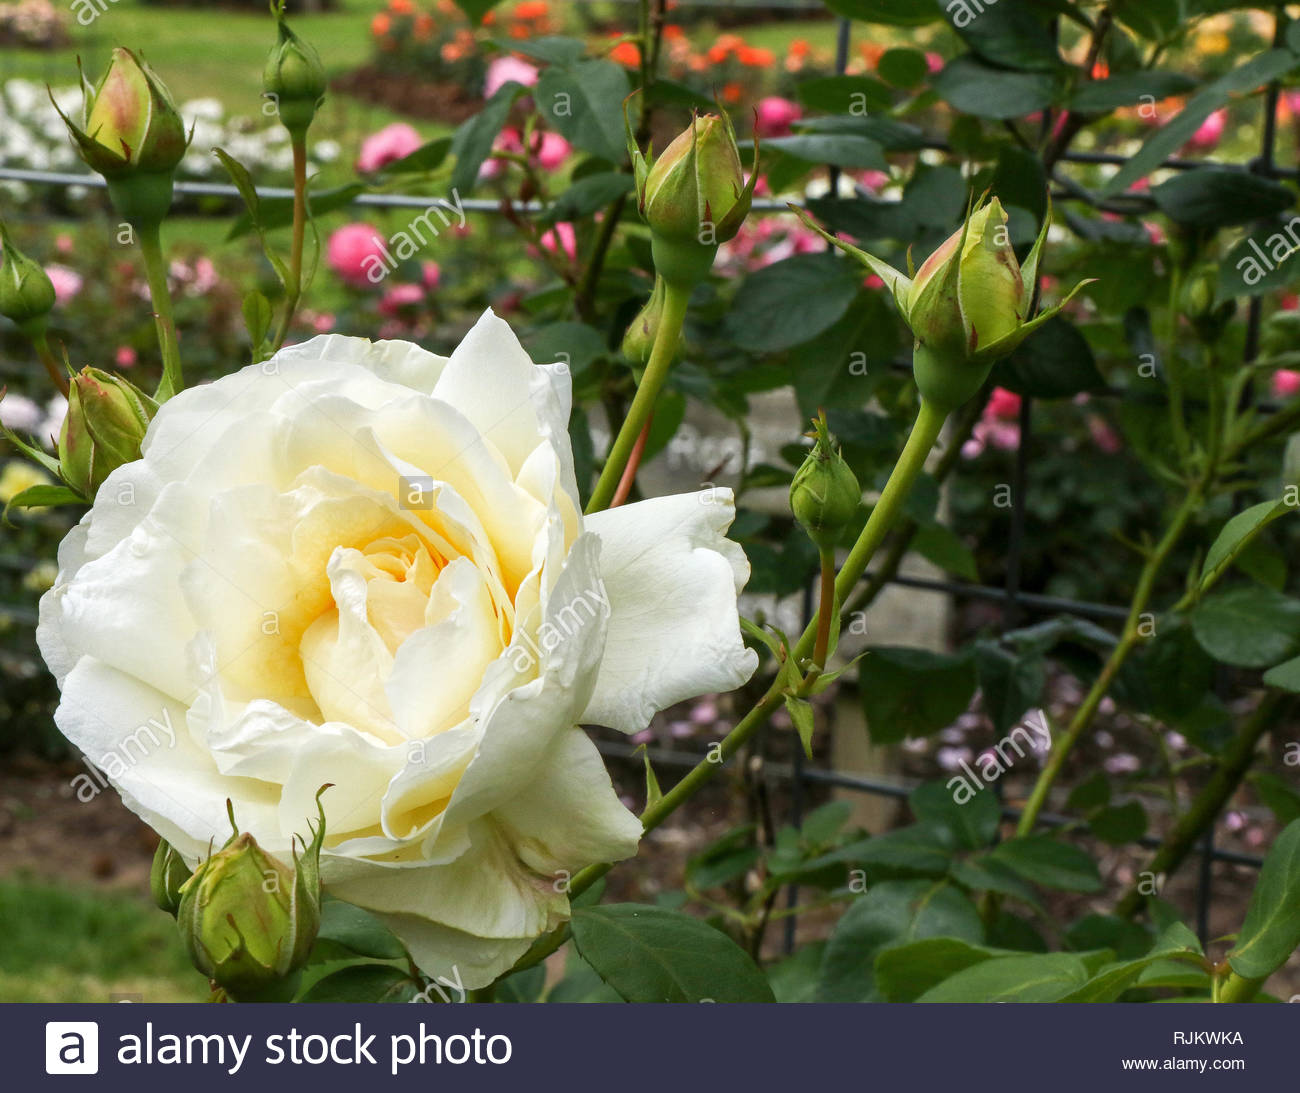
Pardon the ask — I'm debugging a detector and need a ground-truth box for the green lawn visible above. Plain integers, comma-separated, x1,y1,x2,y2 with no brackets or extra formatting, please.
0,876,206,1001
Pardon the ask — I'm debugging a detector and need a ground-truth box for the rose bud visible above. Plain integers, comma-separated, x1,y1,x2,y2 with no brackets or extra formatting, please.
176,799,325,1002
57,367,158,499
629,107,757,289
794,194,1093,412
0,221,57,336
150,837,192,916
622,276,668,369
263,0,327,137
790,411,861,550
1180,263,1235,344
53,48,188,227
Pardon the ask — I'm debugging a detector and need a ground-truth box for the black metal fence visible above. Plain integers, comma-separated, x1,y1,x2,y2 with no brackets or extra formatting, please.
0,14,1289,951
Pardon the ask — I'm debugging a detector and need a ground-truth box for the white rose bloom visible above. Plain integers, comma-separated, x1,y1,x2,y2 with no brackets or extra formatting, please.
37,311,757,987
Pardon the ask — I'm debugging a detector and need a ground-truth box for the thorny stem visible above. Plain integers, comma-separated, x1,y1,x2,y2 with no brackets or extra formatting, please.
32,330,68,398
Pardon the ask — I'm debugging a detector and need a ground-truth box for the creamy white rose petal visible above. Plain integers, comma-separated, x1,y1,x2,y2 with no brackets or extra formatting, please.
36,309,756,988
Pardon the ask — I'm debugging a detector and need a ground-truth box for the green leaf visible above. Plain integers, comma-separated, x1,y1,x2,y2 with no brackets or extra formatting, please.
450,0,500,23
536,59,631,164
1152,169,1294,230
380,136,453,175
995,317,1104,399
1089,801,1149,845
1198,500,1290,594
918,952,1090,1002
450,81,527,195
541,172,633,226
976,642,1046,735
1192,585,1300,669
802,800,853,845
242,290,272,356
909,779,1000,850
499,35,586,65
833,827,953,877
494,964,546,1003
934,55,1059,120
1102,49,1300,197
1069,71,1197,113
949,857,1041,907
759,134,887,171
726,253,863,352
766,942,827,1003
912,522,978,580
818,880,983,1002
988,835,1103,892
795,76,892,115
3,484,82,516
547,948,621,1003
1067,772,1111,812
874,937,1007,1002
946,2,1061,73
571,904,774,1003
785,695,816,759
1219,218,1300,300
316,900,407,961
1111,0,1181,40
1228,818,1300,980
299,965,420,1003
877,47,930,89
859,646,978,744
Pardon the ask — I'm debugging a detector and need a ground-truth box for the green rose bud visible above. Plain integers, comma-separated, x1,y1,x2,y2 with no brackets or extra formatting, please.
629,107,757,290
790,412,861,550
1181,264,1235,344
150,837,193,916
176,797,325,1002
793,194,1094,413
622,276,669,369
263,0,327,137
0,221,57,335
53,48,188,227
58,367,158,499
1261,310,1300,360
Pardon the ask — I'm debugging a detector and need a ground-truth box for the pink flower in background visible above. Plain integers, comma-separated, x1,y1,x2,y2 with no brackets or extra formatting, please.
422,261,441,290
484,55,539,99
1187,108,1227,151
55,233,73,254
987,387,1022,421
533,130,572,171
858,169,890,194
754,96,801,138
357,123,423,173
925,52,944,73
327,223,386,287
479,127,523,180
114,346,137,369
1087,415,1123,454
44,264,82,305
1271,369,1300,399
378,283,425,317
540,221,577,261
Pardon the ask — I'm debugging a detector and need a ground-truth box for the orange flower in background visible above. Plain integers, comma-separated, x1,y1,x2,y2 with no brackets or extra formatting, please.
389,0,414,14
371,12,392,36
738,46,775,67
514,0,549,18
1091,59,1110,80
610,40,641,67
788,38,810,58
708,33,743,64
663,24,685,41
859,41,884,67
413,12,434,39
721,81,743,103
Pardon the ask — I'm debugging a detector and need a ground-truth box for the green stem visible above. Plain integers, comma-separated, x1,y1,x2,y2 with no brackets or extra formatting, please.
586,281,689,514
1217,971,1264,1003
1015,482,1207,837
31,330,68,397
812,546,835,671
1115,694,1284,919
139,223,183,401
272,136,309,354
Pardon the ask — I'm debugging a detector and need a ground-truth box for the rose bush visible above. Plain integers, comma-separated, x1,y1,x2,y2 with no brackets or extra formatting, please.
35,310,756,986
